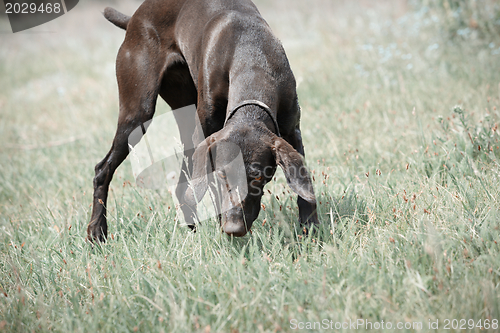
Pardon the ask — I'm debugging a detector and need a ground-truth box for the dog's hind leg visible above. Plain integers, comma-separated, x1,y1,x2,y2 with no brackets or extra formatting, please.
87,42,168,243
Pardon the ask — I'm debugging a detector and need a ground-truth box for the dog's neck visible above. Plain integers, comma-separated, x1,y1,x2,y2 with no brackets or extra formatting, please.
225,104,278,136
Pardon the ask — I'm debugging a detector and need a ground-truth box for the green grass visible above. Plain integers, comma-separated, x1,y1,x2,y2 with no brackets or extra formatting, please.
1,0,500,332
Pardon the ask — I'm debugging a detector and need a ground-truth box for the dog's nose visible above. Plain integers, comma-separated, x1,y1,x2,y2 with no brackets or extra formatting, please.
222,209,248,236
222,220,248,237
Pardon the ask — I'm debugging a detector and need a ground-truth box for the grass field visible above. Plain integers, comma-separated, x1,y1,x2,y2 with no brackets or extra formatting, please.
1,0,500,332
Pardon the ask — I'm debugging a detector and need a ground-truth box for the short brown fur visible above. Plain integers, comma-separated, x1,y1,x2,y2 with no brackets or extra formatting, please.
87,0,319,242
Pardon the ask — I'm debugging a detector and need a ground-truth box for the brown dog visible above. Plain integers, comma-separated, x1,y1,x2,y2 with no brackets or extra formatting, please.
87,0,319,242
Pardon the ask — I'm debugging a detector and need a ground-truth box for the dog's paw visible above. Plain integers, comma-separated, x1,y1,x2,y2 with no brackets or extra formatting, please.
187,224,197,233
299,214,320,236
87,222,107,244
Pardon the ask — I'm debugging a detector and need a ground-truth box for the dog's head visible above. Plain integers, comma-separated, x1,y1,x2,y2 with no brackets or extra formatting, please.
184,124,315,236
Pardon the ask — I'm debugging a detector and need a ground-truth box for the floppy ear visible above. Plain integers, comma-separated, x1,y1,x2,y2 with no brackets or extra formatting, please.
184,137,215,206
272,138,316,203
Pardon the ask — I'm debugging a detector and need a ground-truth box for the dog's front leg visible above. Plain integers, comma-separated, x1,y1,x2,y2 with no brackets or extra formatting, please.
286,126,320,231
